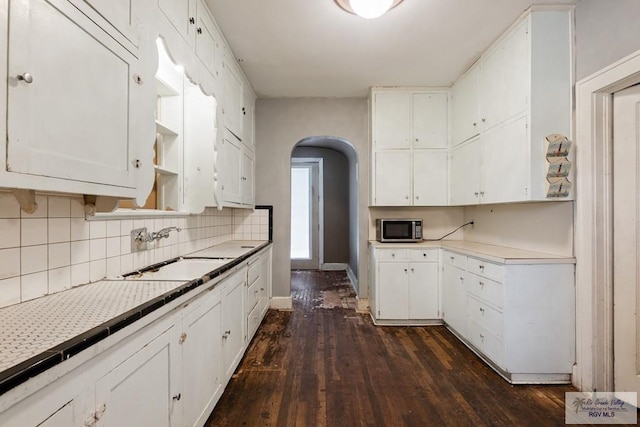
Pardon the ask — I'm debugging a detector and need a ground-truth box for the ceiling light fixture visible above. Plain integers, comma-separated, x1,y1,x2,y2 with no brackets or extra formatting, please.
335,0,404,19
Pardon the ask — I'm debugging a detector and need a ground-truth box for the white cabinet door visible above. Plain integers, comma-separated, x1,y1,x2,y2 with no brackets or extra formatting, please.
377,262,409,319
241,150,254,205
221,137,242,204
450,138,481,205
480,116,528,204
413,93,448,149
242,90,256,150
442,263,467,336
222,56,244,140
408,262,439,320
7,0,138,191
373,92,412,149
95,325,180,427
413,150,448,206
183,83,216,212
452,64,479,146
503,20,530,122
222,270,246,379
479,43,508,132
182,291,223,427
373,151,411,206
81,0,140,48
194,0,222,79
158,0,197,45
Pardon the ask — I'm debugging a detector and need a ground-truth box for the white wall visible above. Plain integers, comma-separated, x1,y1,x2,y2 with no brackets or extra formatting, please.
255,98,369,299
368,207,465,241
0,191,267,308
575,0,640,81
463,202,574,256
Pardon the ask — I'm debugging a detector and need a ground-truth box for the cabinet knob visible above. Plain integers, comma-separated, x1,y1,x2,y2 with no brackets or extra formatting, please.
197,27,203,34
423,253,427,257
179,332,187,344
479,307,485,314
415,138,419,142
173,393,182,401
189,17,195,24
480,191,485,196
473,122,477,127
415,196,419,200
479,281,484,287
404,268,408,273
474,192,479,196
481,118,486,122
17,73,33,84
391,253,395,258
479,265,485,271
405,196,409,200
410,268,414,273
479,333,485,340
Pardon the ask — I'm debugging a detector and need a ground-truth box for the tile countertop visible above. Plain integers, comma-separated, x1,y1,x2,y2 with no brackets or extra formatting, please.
0,240,270,396
369,240,575,265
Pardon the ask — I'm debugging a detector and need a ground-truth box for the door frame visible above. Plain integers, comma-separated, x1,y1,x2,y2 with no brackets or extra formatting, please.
575,47,640,392
290,157,324,269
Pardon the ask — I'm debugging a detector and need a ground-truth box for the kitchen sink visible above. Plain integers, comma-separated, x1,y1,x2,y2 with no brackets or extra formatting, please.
123,259,230,281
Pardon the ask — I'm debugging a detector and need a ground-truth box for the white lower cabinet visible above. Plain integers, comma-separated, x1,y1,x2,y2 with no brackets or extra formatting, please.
246,248,272,341
441,249,575,383
0,247,273,427
370,247,440,324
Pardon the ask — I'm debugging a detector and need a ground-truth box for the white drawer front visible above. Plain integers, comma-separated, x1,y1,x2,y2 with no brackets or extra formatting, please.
246,279,260,313
467,319,504,368
467,296,503,338
248,262,260,285
466,273,504,309
410,249,439,262
444,251,467,269
375,249,409,261
247,301,262,339
467,257,504,282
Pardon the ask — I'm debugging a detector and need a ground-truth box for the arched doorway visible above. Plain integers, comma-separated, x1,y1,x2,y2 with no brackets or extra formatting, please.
289,137,359,284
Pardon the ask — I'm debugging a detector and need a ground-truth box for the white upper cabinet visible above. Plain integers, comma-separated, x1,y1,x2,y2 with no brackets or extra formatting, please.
81,0,141,50
242,89,256,150
413,93,448,149
451,64,479,146
373,92,412,150
222,51,245,141
370,88,449,206
450,8,573,204
2,0,153,202
158,0,223,79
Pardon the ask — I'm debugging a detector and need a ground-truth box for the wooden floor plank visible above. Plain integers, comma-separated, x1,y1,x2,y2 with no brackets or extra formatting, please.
206,270,576,426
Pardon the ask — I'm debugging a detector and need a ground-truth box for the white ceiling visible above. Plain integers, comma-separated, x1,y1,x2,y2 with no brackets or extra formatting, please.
205,0,576,98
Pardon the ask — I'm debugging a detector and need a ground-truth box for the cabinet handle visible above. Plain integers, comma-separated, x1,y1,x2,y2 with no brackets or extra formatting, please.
223,330,231,339
173,393,182,401
479,265,485,271
410,268,414,273
479,333,485,340
197,27,203,34
473,122,477,127
479,307,485,314
415,138,419,142
391,253,395,258
404,268,408,273
474,192,479,196
423,253,427,257
189,17,195,24
482,118,486,122
480,191,485,196
17,73,33,84
179,332,187,344
450,256,454,261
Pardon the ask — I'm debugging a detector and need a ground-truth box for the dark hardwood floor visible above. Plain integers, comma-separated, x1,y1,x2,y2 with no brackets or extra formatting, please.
206,270,576,426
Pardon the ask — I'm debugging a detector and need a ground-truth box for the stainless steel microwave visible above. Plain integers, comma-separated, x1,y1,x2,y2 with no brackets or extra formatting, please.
376,219,423,243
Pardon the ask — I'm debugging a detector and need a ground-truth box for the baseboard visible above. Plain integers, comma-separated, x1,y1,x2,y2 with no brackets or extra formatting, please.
321,263,348,271
355,297,369,314
346,265,358,291
270,296,293,311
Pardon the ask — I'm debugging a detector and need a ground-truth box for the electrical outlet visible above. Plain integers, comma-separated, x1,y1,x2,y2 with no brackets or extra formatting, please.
131,227,148,253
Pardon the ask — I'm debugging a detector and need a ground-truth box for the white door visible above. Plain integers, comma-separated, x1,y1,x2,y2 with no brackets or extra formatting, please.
221,137,242,204
413,150,448,206
413,93,448,149
613,84,640,394
442,263,466,336
452,64,480,146
195,0,222,78
409,262,439,320
449,138,481,205
378,262,409,319
222,271,246,379
373,151,412,206
241,150,254,205
291,160,321,270
373,92,412,149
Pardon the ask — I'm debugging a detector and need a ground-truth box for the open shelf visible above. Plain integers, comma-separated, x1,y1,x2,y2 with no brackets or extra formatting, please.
156,76,179,97
154,165,179,176
156,120,179,136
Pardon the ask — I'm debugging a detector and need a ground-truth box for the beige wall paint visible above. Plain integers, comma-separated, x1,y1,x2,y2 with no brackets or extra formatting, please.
368,207,466,241
463,202,574,256
255,98,369,298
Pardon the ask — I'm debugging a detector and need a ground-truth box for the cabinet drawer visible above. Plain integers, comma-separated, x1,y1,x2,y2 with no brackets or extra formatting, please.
466,273,504,309
374,249,409,261
467,257,504,282
444,251,467,269
410,249,439,262
248,261,260,285
247,301,262,339
467,296,503,338
467,319,504,368
246,279,260,314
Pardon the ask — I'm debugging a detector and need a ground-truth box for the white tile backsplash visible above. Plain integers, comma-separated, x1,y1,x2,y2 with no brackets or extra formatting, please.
0,193,268,308
21,218,48,246
0,218,20,249
0,248,20,280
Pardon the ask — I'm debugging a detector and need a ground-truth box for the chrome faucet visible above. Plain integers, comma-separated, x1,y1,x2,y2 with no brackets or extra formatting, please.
132,226,182,250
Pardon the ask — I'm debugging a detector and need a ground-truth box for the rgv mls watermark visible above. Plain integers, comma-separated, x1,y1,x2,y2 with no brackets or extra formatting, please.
566,392,637,424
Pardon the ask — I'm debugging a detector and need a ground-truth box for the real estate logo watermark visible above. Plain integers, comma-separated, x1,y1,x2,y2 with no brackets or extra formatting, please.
565,391,637,424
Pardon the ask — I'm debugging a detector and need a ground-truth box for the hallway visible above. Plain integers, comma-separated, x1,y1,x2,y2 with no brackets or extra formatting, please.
207,270,574,426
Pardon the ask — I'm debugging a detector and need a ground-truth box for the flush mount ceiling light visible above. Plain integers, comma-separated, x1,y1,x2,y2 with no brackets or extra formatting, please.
335,0,405,19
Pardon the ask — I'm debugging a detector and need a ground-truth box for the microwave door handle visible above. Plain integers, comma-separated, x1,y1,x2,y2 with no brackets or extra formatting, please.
412,222,415,239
